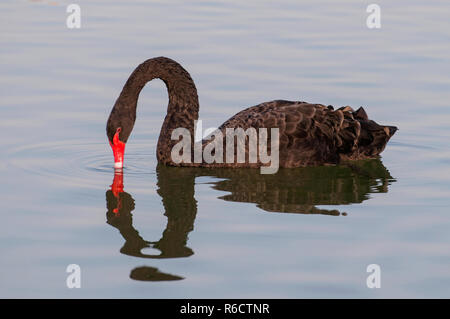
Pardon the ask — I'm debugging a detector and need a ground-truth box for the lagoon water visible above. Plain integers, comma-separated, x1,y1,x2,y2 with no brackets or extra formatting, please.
1,0,449,298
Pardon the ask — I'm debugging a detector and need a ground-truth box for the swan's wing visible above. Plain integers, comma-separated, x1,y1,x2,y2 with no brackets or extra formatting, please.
217,100,395,166
218,100,340,166
271,101,351,166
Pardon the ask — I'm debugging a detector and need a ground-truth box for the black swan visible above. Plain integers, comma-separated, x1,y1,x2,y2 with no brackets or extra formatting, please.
107,57,397,170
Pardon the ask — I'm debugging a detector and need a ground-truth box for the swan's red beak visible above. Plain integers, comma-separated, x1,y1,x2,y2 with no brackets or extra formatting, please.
110,128,126,169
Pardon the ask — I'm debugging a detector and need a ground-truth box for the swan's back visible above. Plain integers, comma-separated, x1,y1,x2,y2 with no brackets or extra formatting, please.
215,100,397,167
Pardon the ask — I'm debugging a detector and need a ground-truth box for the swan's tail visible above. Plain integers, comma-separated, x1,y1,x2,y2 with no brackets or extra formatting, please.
338,107,398,160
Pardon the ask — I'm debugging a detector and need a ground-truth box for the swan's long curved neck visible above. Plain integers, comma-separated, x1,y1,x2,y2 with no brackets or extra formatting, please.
107,57,199,165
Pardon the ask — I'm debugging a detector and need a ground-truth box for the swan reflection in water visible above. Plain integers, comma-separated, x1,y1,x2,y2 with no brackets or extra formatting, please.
105,159,395,281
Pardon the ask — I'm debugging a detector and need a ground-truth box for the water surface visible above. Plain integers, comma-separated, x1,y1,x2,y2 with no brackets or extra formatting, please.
1,0,450,298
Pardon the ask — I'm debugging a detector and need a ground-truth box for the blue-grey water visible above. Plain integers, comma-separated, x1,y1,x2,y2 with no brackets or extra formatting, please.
1,0,449,298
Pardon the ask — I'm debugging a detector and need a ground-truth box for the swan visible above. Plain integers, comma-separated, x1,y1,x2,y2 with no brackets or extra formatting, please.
107,57,397,170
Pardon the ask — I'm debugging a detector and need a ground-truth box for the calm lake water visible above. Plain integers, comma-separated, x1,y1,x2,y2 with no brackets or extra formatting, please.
1,0,449,298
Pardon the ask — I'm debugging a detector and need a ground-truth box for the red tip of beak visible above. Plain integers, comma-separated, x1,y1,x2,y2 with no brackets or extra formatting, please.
110,128,125,169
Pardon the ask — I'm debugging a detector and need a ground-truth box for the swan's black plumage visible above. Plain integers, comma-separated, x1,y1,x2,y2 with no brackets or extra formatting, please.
107,57,397,168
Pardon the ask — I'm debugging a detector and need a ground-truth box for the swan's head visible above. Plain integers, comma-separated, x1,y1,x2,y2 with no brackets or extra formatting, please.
109,127,126,169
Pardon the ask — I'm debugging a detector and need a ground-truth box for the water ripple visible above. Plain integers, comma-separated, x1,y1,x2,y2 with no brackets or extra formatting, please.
6,140,157,188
